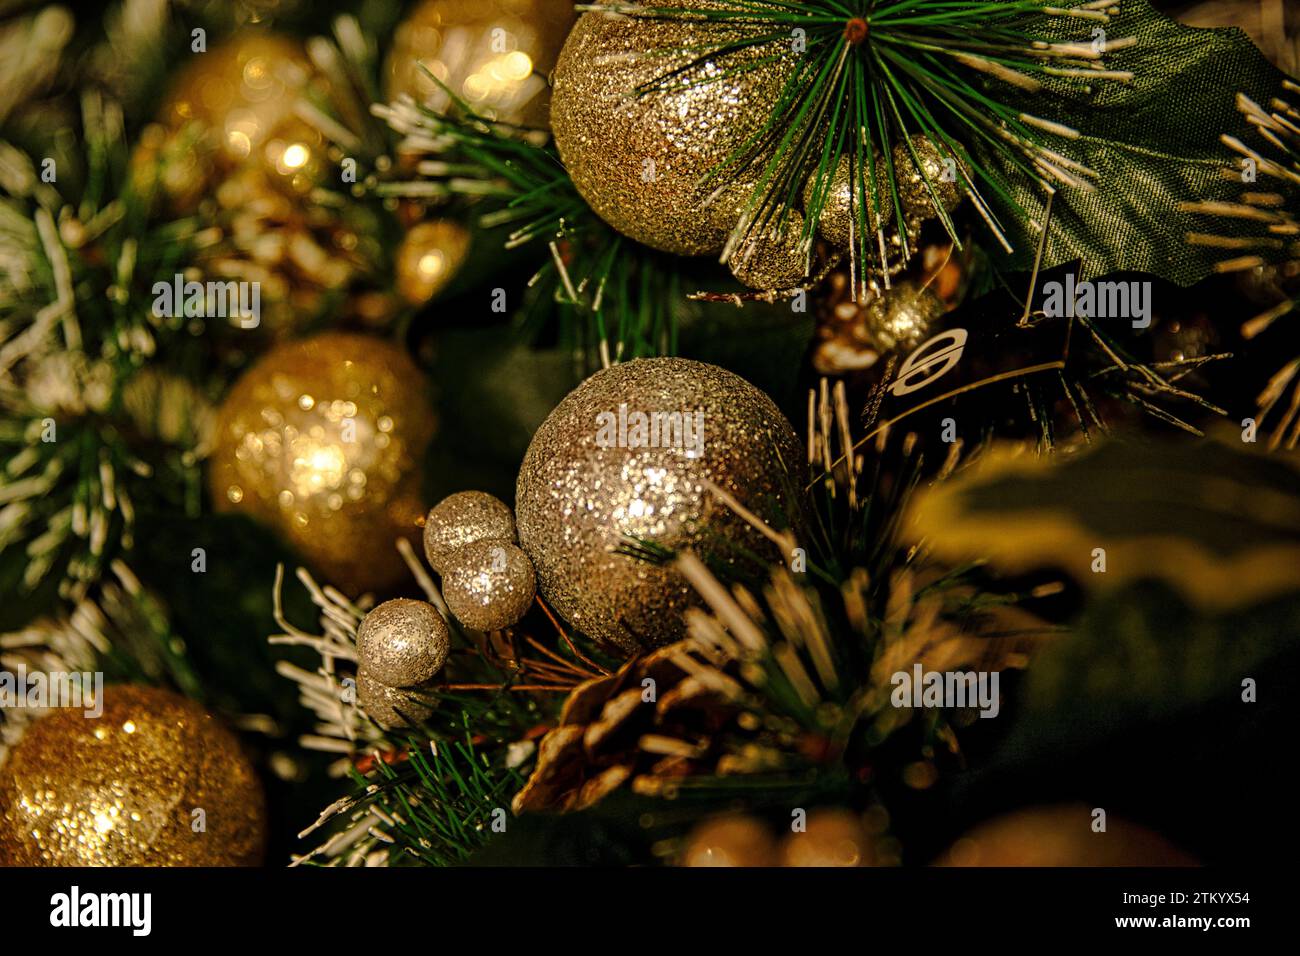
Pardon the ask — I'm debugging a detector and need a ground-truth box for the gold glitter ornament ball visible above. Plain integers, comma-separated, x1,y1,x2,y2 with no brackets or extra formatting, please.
356,598,450,687
892,134,963,223
423,491,517,573
865,279,947,353
803,154,895,249
356,672,437,731
681,815,777,867
728,211,810,291
516,357,802,656
0,685,265,866
210,333,435,595
441,540,536,631
385,0,577,129
550,0,794,256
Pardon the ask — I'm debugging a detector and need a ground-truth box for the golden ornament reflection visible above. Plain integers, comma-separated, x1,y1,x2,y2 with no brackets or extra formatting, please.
385,0,577,129
210,333,435,594
396,219,472,305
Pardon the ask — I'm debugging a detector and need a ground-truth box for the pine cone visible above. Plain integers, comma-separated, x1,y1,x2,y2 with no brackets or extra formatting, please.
511,642,738,813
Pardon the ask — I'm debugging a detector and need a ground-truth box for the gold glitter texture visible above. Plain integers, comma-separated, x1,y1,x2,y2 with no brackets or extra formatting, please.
728,210,810,290
422,490,516,573
209,332,434,594
516,357,802,656
0,685,265,866
441,540,536,631
803,154,895,249
893,134,963,223
356,598,450,687
385,0,576,129
550,0,794,256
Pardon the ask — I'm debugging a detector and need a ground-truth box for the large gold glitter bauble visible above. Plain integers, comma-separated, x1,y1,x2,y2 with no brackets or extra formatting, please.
780,808,872,867
935,805,1196,867
396,220,472,305
551,0,795,256
802,154,895,249
210,332,435,594
516,357,802,656
385,0,576,129
728,211,810,291
0,685,265,866
892,133,963,223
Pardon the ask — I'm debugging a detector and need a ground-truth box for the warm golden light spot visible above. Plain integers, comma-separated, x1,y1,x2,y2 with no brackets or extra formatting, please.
93,812,115,835
122,721,136,734
281,143,309,169
418,251,445,278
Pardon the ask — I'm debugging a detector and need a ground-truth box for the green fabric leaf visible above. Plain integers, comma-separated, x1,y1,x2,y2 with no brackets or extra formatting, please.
986,0,1292,285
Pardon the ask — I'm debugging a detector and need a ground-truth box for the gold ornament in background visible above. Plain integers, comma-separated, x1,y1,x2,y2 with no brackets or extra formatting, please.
812,262,950,375
385,0,577,129
680,815,778,867
864,278,947,353
154,32,325,206
550,0,795,256
803,153,895,249
131,32,380,337
0,685,265,866
209,333,435,594
780,808,873,867
396,220,472,305
892,134,963,223
516,357,803,656
935,805,1197,866
356,598,451,687
422,491,517,573
441,540,536,631
728,210,810,291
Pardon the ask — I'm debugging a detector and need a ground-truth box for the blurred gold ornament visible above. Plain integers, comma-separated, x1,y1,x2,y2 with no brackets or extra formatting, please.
155,32,326,203
422,490,516,573
935,805,1197,866
681,815,777,867
0,685,265,866
209,332,435,594
441,540,536,631
356,598,450,687
396,220,472,305
803,154,894,249
132,32,379,337
551,0,794,255
892,133,963,223
728,211,810,291
516,357,802,656
780,808,871,867
385,0,576,129
865,278,947,353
